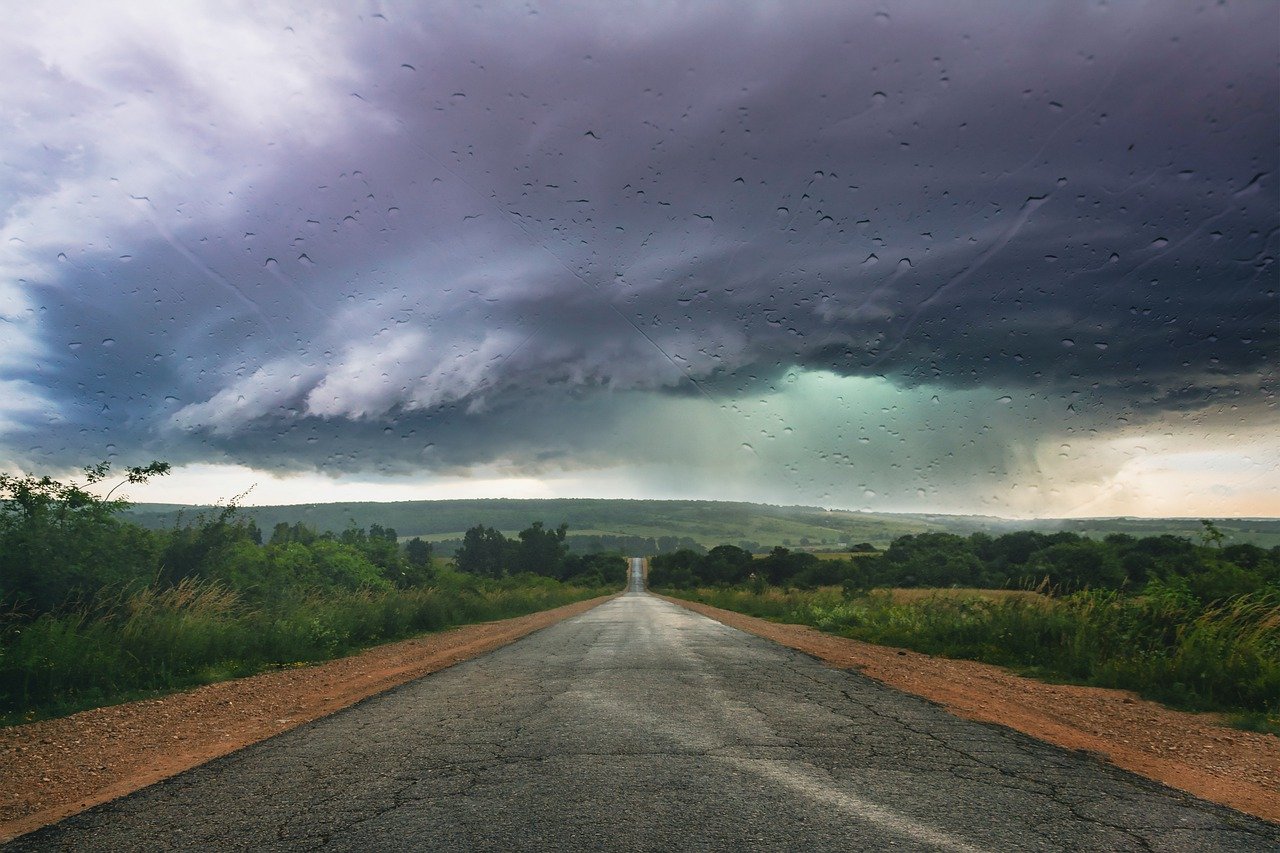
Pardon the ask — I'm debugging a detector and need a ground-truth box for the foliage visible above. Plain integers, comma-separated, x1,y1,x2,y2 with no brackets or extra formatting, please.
453,521,628,582
669,584,1280,719
649,526,1280,605
0,462,170,612
654,522,1280,723
0,573,609,722
561,552,627,587
0,463,626,723
455,525,516,577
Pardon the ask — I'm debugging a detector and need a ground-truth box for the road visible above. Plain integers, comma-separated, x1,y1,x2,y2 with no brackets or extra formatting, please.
11,560,1278,851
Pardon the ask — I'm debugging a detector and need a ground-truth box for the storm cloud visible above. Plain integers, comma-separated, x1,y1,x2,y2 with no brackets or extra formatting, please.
1,1,1275,512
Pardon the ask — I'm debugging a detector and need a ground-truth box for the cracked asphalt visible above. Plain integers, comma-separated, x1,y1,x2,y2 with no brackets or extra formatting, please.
10,562,1279,851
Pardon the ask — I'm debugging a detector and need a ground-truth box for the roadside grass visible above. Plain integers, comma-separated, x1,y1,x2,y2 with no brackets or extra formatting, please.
0,575,609,726
885,587,1047,605
664,585,1280,732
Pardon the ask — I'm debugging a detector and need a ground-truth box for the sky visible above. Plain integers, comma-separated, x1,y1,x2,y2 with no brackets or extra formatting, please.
1,0,1276,516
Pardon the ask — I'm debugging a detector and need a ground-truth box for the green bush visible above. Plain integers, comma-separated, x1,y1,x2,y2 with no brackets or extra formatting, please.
668,585,1280,718
0,576,609,723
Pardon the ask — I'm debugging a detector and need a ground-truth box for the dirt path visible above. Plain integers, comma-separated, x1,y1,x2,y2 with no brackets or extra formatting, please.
0,595,613,844
662,595,1279,824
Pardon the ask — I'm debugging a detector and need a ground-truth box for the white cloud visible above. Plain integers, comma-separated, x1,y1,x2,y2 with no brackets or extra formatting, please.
169,360,320,435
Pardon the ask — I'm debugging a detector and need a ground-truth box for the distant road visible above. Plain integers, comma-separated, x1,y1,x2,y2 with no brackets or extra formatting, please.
12,566,1277,851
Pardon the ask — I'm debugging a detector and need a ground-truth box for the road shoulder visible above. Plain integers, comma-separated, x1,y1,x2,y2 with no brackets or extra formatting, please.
0,594,615,843
660,594,1280,825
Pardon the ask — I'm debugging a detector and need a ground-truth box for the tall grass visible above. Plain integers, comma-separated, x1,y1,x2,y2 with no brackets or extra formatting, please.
669,585,1280,717
0,577,607,723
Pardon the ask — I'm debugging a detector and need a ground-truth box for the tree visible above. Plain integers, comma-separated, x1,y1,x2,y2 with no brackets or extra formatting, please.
0,461,170,612
562,552,626,586
881,532,981,587
270,521,319,546
1199,519,1226,549
515,521,568,578
405,538,433,569
402,538,434,587
455,525,512,577
647,549,702,587
700,545,754,584
159,502,260,587
757,547,821,586
1026,540,1125,591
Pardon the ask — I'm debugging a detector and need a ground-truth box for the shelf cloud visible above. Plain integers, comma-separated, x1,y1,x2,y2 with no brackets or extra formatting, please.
1,1,1275,513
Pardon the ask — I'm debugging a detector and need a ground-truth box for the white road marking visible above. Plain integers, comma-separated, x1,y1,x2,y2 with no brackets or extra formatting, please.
728,757,989,853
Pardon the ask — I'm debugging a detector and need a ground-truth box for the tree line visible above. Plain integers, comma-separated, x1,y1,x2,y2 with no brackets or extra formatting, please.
454,523,626,586
650,525,1280,604
0,463,623,617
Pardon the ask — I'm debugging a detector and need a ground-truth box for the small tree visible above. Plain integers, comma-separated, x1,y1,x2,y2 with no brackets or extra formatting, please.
402,537,435,587
1199,519,1226,549
0,461,170,612
455,525,512,577
515,521,569,578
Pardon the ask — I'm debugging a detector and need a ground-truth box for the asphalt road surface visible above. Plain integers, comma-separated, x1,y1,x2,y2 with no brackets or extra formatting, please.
12,561,1279,851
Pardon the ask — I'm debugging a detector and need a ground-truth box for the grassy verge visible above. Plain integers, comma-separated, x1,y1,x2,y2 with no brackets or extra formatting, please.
663,585,1280,733
1,574,609,725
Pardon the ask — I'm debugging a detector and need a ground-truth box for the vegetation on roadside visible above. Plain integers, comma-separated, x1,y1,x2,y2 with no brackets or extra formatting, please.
667,584,1279,722
654,528,1280,729
651,525,1280,601
0,463,623,724
7,461,1278,730
1,573,603,725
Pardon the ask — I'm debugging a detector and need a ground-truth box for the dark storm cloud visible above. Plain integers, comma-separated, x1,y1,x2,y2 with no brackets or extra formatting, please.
2,0,1275,475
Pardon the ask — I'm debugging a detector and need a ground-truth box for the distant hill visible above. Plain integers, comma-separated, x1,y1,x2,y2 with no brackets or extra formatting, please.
123,499,1280,550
